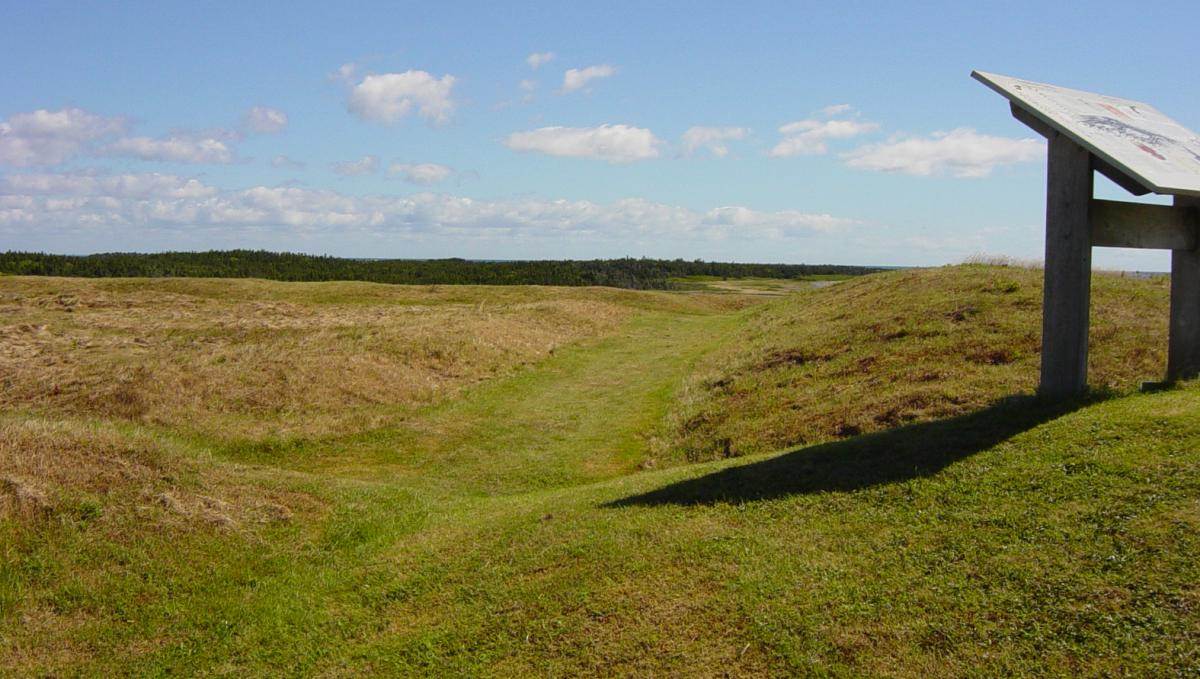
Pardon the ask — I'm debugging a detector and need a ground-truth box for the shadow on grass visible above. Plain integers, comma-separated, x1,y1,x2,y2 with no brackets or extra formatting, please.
608,394,1097,507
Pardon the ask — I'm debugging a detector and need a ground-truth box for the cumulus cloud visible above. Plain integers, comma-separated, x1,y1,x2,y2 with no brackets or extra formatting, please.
561,64,616,93
388,162,454,185
347,70,457,124
330,155,379,176
242,106,288,134
842,128,1043,177
0,171,853,243
701,206,849,236
1,105,294,169
0,171,216,199
526,52,555,69
769,119,879,157
271,154,305,169
104,134,236,164
0,108,127,167
681,126,749,158
504,124,661,163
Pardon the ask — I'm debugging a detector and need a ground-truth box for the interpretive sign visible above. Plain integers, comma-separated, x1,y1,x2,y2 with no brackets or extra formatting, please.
974,71,1200,397
973,71,1200,197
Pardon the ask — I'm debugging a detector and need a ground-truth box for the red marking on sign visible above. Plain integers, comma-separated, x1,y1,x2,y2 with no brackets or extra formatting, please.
1137,143,1166,161
1101,103,1130,120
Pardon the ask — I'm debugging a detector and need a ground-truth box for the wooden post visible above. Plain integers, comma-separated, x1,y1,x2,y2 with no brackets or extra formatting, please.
1040,133,1093,398
1168,194,1200,381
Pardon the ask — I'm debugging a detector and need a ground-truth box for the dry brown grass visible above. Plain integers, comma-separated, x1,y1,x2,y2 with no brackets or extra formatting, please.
0,416,319,530
0,276,736,439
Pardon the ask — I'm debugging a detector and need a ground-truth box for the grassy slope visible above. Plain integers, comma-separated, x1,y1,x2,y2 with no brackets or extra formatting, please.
1,266,1197,676
663,265,1171,461
356,386,1200,677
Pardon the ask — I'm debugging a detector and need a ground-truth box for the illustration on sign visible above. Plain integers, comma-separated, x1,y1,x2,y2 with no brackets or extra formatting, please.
972,71,1200,197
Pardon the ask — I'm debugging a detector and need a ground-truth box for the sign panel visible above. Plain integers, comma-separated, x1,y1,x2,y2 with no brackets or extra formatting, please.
973,71,1200,197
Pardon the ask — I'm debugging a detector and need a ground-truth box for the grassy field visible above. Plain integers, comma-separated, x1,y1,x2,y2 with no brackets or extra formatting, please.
669,274,849,295
1,266,1196,676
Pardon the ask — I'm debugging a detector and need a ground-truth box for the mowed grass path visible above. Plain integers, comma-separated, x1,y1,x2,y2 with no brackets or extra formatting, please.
220,310,744,499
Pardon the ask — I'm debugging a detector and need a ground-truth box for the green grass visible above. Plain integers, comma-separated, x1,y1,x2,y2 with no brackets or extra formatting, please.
214,310,746,498
1,266,1197,676
664,265,1171,461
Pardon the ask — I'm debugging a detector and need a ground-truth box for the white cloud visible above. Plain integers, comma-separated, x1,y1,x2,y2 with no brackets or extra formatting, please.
0,107,260,167
819,104,853,117
0,108,127,167
104,134,236,164
905,233,989,253
0,171,854,243
681,126,749,158
526,52,555,69
330,155,379,176
388,162,454,185
769,119,879,157
842,128,1044,177
243,106,288,134
561,64,616,93
331,62,358,83
515,79,539,105
494,80,539,110
0,171,216,199
702,206,849,236
347,70,456,125
504,124,661,163
271,154,305,169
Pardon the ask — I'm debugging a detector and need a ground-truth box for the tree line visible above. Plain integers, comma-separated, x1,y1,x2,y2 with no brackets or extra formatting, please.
0,250,882,290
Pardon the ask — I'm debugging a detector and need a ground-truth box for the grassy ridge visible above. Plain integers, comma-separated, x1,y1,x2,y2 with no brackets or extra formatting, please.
1,265,1197,676
661,265,1171,461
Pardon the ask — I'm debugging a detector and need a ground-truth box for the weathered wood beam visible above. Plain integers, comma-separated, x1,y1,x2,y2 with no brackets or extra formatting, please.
1168,194,1200,381
1010,102,1053,138
1090,199,1198,250
1040,134,1093,398
1091,156,1152,197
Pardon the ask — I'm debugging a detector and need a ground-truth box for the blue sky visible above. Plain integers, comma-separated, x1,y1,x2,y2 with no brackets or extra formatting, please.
2,0,1198,268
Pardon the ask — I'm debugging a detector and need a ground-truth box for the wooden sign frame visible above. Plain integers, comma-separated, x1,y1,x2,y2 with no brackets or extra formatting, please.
973,71,1200,397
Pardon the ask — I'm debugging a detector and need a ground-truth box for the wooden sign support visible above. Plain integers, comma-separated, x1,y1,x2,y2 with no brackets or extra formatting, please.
974,71,1200,398
1040,133,1093,397
1170,196,1200,381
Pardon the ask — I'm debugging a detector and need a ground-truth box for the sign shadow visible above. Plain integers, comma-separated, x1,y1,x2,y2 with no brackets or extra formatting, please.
607,395,1097,508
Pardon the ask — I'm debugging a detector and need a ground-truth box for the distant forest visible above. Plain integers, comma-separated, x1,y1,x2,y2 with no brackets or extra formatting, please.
0,250,883,290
